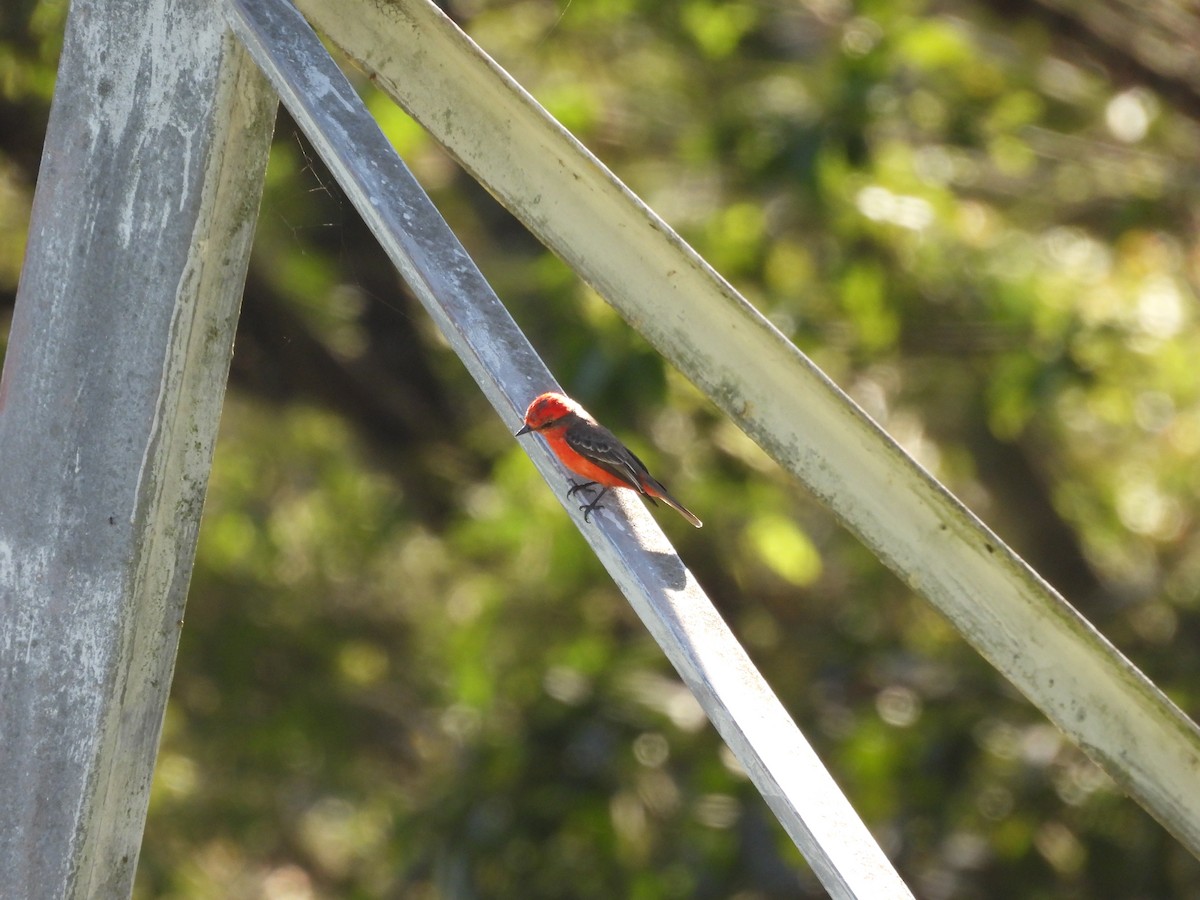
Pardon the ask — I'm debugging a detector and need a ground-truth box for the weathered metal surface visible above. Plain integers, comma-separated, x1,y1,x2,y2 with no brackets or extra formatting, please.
0,0,276,893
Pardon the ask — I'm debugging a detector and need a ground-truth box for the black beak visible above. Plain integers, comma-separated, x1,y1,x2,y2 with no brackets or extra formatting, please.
515,423,533,437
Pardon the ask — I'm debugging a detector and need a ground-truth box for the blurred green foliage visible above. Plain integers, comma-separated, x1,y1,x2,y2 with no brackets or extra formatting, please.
4,0,1200,897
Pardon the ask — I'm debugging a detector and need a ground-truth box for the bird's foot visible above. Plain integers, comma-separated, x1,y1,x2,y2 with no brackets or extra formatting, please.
577,487,609,523
566,480,600,499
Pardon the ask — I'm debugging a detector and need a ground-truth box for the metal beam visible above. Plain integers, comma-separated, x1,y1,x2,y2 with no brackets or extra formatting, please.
0,0,276,894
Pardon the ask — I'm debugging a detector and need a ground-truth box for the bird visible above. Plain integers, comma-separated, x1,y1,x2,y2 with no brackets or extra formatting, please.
516,391,702,527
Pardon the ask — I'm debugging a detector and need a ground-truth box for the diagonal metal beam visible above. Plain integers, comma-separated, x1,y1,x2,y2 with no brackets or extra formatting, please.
224,0,915,895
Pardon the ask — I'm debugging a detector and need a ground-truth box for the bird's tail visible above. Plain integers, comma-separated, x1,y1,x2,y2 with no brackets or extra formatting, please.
641,477,703,528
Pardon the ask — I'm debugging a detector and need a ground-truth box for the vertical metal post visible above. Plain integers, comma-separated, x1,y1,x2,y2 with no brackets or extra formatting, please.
0,0,276,894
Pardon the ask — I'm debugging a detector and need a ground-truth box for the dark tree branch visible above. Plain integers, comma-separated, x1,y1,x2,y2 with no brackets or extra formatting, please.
983,0,1200,120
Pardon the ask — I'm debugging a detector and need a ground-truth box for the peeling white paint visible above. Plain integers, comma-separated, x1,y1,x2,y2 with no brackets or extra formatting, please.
0,539,45,664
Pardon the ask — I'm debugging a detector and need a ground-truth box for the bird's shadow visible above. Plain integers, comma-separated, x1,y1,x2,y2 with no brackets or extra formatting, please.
640,548,690,590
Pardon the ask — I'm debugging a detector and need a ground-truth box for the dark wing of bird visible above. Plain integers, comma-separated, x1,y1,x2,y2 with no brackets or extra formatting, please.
563,421,658,502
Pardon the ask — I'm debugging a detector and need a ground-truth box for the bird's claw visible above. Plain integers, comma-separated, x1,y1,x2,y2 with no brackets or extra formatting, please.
579,499,606,522
570,483,608,523
566,480,599,499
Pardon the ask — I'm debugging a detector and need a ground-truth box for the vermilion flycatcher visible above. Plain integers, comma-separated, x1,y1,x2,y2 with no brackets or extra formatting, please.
516,391,703,528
